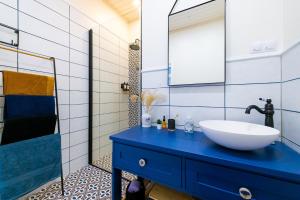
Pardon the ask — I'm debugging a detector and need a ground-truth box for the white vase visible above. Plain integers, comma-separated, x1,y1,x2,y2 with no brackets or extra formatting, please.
142,112,152,128
157,124,162,130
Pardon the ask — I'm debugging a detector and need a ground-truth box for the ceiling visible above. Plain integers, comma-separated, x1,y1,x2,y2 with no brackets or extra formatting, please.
169,0,224,32
103,0,140,23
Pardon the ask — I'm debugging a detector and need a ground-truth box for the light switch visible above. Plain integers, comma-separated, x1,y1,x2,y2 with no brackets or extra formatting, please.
250,40,277,54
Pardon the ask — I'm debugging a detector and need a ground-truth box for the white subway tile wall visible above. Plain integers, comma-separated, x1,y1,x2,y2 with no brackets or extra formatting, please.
142,56,282,131
282,43,300,153
92,22,129,164
142,42,300,153
0,0,129,175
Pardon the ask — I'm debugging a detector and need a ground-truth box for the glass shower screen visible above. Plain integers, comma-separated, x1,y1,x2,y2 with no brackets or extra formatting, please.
89,26,130,171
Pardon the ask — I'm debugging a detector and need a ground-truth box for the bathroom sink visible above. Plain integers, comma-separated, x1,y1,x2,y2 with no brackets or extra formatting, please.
199,120,280,151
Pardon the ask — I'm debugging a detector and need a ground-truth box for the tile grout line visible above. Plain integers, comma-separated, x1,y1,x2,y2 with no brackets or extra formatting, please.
68,4,71,174
98,25,102,158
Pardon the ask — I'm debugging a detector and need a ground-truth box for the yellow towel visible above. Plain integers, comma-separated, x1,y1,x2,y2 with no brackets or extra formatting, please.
3,71,54,96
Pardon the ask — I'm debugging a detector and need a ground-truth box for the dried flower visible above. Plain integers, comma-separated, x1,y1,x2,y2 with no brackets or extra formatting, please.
130,94,139,103
129,90,165,113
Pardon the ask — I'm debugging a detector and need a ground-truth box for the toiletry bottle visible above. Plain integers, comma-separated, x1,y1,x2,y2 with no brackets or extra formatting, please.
162,116,167,129
184,116,194,133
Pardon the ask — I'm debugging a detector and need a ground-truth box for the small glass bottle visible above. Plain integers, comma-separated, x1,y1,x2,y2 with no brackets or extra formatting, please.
184,116,194,133
162,116,167,129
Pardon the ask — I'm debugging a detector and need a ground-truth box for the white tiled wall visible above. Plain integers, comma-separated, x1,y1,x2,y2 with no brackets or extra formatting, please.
141,39,300,154
142,56,282,132
282,42,300,153
92,25,129,163
0,0,129,175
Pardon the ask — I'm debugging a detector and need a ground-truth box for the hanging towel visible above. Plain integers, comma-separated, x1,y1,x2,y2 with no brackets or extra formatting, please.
1,115,57,145
3,71,54,96
0,134,62,200
4,95,55,120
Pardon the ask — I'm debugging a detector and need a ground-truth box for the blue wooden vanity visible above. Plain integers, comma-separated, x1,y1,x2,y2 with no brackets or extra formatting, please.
110,127,300,200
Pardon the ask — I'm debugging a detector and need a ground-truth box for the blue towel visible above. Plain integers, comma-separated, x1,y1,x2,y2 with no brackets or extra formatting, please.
4,95,55,120
1,115,57,145
0,134,62,200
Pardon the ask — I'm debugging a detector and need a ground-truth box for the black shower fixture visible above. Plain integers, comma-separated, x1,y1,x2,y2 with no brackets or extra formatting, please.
121,82,129,91
130,39,140,50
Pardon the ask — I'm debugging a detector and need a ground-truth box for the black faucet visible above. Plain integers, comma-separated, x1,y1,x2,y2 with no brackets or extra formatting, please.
245,98,274,128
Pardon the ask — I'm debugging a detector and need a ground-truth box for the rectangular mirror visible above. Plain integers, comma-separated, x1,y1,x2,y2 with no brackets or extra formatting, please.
168,0,225,85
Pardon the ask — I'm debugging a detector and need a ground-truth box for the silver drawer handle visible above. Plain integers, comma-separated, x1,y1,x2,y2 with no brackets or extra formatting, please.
139,159,146,167
239,187,252,200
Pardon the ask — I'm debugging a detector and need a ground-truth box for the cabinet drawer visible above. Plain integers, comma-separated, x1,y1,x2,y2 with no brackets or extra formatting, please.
113,143,182,188
186,159,300,200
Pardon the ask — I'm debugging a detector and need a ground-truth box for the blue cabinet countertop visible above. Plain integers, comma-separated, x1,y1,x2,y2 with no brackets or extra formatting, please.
110,126,300,200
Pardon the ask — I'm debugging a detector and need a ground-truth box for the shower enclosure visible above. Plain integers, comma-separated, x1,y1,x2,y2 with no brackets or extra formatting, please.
88,27,140,173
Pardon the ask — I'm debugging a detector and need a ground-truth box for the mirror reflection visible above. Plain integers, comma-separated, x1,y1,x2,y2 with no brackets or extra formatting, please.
168,0,225,85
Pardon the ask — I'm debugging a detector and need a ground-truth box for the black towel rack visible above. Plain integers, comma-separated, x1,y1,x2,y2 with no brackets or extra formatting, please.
0,45,61,134
0,43,64,195
0,22,19,47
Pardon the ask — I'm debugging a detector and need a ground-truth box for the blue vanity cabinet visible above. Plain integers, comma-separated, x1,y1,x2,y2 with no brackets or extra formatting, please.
113,143,182,188
110,127,300,200
186,159,300,200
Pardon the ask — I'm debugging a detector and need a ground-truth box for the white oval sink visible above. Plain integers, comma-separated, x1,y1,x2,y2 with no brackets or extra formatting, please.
199,120,280,151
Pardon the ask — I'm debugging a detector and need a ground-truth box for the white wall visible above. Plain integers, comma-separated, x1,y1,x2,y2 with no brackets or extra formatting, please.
142,0,282,127
142,0,300,153
129,19,141,42
0,0,130,175
283,0,300,50
281,0,300,153
169,18,224,85
142,0,284,70
282,42,300,153
67,0,131,164
92,29,130,163
67,0,130,41
226,0,283,60
142,0,174,69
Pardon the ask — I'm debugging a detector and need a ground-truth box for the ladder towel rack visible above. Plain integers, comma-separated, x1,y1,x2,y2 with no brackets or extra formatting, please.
0,43,64,197
0,44,61,133
0,44,52,60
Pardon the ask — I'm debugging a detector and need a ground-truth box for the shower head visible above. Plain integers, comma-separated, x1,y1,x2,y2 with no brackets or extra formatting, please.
130,39,140,50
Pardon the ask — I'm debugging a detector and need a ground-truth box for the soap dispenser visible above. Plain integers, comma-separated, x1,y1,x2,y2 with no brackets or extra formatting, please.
184,116,194,133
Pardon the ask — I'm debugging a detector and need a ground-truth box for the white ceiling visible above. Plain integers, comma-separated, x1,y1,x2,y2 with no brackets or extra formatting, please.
169,0,224,32
103,0,140,23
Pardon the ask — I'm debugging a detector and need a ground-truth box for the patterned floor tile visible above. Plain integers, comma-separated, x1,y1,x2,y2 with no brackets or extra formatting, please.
24,165,129,200
93,154,136,181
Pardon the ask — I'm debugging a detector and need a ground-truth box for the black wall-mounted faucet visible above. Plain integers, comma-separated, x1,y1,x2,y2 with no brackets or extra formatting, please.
245,98,274,128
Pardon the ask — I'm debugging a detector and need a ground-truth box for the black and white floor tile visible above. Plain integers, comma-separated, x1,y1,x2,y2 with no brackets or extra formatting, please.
93,154,136,181
24,165,129,200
